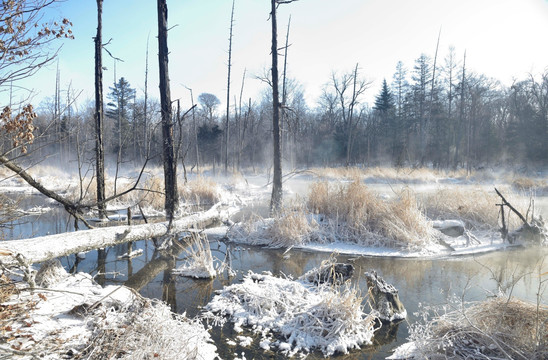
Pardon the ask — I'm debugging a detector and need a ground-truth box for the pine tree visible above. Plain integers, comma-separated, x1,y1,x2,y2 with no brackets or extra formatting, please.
106,77,136,154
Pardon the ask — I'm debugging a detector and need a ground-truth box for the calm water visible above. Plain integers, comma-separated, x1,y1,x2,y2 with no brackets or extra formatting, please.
3,191,548,359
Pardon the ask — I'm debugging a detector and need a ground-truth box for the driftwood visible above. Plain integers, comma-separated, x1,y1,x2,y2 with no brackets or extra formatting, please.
0,202,235,268
495,188,546,244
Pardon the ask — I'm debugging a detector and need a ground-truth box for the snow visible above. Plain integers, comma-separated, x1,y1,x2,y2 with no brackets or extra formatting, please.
117,248,143,260
204,271,377,357
386,341,418,359
172,261,216,279
2,261,218,359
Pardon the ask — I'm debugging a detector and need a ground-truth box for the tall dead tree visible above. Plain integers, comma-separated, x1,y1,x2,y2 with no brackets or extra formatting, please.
224,0,235,175
270,0,281,212
157,0,178,221
94,0,106,219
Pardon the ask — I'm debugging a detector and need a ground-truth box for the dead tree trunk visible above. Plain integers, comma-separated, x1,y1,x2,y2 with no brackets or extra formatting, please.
94,0,106,219
157,0,179,222
224,0,235,175
270,0,283,213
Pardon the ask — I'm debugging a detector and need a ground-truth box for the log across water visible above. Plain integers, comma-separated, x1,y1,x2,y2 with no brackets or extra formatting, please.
0,202,236,267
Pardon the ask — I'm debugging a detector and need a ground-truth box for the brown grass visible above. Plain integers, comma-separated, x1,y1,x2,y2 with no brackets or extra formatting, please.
413,297,548,359
308,180,436,249
308,166,478,182
265,205,317,247
421,187,528,230
179,177,220,205
512,176,547,192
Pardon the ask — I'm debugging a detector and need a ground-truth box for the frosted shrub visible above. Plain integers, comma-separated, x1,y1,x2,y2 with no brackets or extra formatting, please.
204,271,377,357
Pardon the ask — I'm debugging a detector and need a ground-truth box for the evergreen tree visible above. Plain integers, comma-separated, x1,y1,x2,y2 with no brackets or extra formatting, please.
374,79,397,163
106,77,136,154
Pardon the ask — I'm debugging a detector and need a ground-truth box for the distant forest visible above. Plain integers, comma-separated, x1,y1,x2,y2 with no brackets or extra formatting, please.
27,51,548,172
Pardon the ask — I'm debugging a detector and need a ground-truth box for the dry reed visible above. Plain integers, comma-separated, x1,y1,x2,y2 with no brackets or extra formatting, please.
409,297,548,359
173,233,216,278
308,180,436,249
179,177,219,205
421,187,528,230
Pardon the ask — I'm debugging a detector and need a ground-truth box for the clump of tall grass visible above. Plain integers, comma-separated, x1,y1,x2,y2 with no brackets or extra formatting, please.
265,205,317,247
179,177,220,205
231,205,317,248
406,296,548,360
173,233,216,279
421,187,528,230
308,180,436,249
233,180,436,250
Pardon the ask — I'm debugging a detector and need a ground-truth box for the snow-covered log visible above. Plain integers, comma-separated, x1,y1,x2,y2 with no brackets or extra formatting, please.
0,202,237,267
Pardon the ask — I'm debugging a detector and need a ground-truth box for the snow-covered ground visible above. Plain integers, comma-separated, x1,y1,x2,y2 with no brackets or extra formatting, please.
1,261,217,359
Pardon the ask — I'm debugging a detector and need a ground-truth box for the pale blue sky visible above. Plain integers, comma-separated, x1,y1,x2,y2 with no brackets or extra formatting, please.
9,0,548,112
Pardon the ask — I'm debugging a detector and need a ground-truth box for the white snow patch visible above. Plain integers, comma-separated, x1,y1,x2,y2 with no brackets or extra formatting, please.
237,335,253,347
117,248,144,260
387,341,418,359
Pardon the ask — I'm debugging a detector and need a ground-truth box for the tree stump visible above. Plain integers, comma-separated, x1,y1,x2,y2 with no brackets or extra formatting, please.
365,270,407,321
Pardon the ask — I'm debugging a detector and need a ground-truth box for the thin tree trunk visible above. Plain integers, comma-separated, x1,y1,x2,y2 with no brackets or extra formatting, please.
225,0,235,175
237,69,246,172
270,0,282,213
423,28,441,165
143,35,149,162
455,50,466,169
282,16,291,167
157,0,178,222
94,0,106,219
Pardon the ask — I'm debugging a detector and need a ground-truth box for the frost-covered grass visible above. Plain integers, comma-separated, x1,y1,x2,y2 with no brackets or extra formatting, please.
204,271,377,357
173,233,216,279
0,261,217,360
421,186,529,230
232,180,437,251
391,296,548,360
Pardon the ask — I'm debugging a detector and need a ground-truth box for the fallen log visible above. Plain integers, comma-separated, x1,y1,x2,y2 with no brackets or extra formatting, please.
0,202,237,267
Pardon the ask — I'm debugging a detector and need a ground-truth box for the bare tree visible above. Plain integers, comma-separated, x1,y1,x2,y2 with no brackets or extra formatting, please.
94,0,106,219
157,0,178,222
331,64,371,166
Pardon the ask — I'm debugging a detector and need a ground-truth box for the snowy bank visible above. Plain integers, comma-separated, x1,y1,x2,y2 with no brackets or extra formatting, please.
204,271,377,357
0,260,217,359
